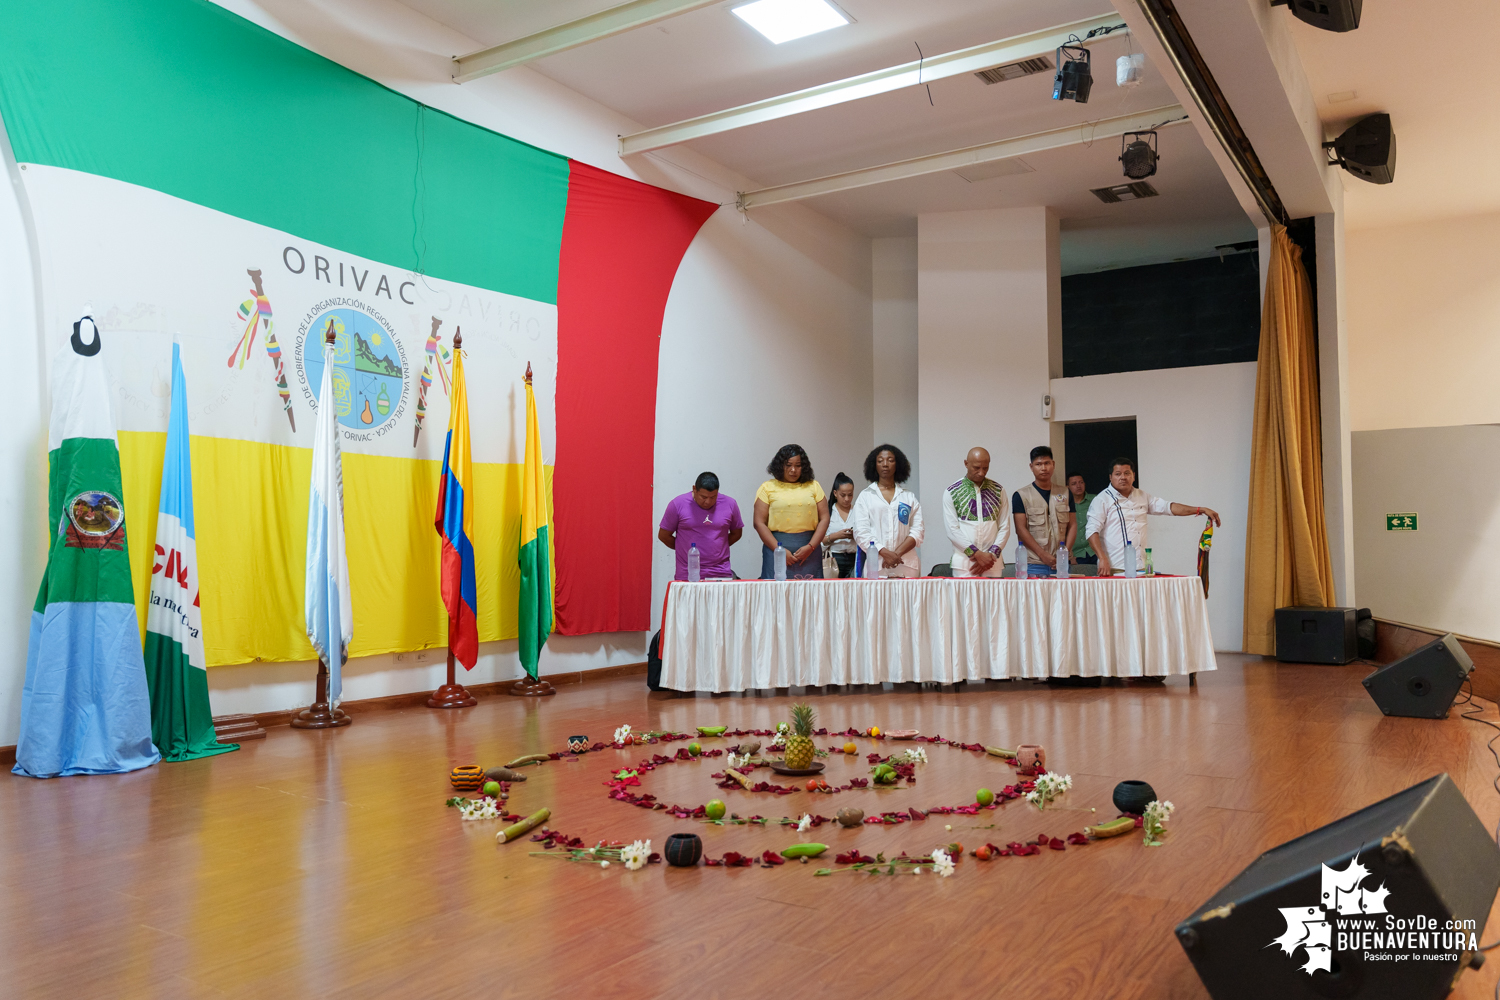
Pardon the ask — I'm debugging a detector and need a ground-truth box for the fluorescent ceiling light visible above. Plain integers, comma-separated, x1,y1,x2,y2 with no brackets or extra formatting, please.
731,0,849,44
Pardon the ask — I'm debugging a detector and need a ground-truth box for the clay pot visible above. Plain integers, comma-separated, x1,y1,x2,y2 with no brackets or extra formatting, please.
1112,780,1157,816
663,832,703,867
1015,744,1046,774
835,807,865,828
568,735,590,753
449,764,485,792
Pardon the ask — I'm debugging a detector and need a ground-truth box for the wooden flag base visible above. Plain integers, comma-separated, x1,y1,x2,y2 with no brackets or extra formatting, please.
291,659,351,729
508,677,556,697
428,652,477,708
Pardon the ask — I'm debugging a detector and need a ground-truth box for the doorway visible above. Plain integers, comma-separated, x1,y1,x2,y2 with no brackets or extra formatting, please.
1063,419,1139,495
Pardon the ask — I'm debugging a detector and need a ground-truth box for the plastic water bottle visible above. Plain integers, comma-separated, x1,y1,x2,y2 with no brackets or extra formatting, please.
1057,543,1069,579
1016,541,1028,580
773,545,787,581
687,543,700,582
1124,540,1137,578
1144,547,1155,577
864,543,880,579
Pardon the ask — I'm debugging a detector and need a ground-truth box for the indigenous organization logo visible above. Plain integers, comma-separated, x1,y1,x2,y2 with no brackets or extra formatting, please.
296,299,410,441
1271,853,1479,974
65,490,125,550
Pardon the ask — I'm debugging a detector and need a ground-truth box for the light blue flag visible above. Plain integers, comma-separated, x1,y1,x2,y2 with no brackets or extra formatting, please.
305,338,351,703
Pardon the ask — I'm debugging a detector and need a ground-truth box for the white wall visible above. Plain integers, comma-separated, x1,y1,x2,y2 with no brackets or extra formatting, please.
872,236,919,488
1346,211,1500,433
1352,425,1500,643
0,126,46,749
916,207,1060,573
0,0,874,742
1050,363,1258,652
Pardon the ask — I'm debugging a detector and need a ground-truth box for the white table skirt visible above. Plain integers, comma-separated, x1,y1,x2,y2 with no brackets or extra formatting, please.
659,577,1217,692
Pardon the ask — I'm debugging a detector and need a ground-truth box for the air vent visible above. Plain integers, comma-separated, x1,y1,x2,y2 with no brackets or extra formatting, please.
974,56,1053,85
1090,181,1159,203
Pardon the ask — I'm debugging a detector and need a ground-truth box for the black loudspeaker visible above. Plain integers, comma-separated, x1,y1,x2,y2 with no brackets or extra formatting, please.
1326,113,1396,184
1362,633,1473,719
1176,773,1499,1000
1276,606,1357,664
1272,0,1362,32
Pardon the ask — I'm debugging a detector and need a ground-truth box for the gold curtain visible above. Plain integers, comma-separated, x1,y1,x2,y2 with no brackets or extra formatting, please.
1242,225,1336,653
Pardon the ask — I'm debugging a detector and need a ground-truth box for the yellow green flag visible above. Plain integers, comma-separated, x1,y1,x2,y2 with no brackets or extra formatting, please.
518,364,552,679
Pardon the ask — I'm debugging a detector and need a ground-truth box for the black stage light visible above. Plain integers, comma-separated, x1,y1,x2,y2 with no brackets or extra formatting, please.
1052,44,1092,103
1120,131,1159,179
1270,0,1361,33
1323,112,1395,184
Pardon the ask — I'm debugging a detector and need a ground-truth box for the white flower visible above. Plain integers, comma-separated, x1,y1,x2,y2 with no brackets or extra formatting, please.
796,814,812,833
768,732,786,749
913,865,923,874
896,746,927,765
1027,772,1073,811
613,723,632,744
776,721,789,733
930,848,955,877
600,860,610,868
726,751,747,768
620,839,651,871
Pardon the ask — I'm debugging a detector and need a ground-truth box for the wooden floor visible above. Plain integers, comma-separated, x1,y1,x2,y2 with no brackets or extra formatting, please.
3,655,1499,999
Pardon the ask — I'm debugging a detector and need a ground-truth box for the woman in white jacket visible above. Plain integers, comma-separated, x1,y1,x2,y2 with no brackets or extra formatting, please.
852,444,924,578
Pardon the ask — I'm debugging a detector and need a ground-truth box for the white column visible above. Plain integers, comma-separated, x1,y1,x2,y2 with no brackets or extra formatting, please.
917,207,1060,571
872,236,918,486
1316,197,1354,606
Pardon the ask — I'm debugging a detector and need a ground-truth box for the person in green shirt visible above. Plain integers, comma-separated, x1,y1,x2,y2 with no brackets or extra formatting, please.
1067,472,1097,565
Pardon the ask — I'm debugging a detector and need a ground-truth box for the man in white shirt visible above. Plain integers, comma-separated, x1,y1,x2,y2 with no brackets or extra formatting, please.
942,447,1011,577
1085,457,1221,576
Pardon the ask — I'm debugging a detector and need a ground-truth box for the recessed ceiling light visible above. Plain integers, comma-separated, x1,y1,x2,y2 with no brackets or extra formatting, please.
731,0,850,45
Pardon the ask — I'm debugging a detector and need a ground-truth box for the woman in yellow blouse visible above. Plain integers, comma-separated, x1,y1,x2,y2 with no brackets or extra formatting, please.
752,443,830,579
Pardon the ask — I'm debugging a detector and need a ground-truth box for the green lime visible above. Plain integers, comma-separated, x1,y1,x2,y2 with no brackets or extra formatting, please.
482,780,501,798
688,742,702,756
705,798,727,821
976,787,995,807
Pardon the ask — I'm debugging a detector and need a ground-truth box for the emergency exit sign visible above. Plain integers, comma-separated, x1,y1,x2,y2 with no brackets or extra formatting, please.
1386,513,1418,531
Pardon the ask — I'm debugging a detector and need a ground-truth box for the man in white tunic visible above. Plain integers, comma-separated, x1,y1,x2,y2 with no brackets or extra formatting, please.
851,444,924,578
942,447,1011,578
1085,457,1221,576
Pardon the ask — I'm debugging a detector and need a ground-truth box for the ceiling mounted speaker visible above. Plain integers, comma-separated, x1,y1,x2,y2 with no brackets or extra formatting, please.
1324,112,1396,184
1271,0,1362,32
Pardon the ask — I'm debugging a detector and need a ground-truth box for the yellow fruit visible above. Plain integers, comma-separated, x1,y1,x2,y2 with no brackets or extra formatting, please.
784,703,816,770
843,742,857,754
868,726,882,737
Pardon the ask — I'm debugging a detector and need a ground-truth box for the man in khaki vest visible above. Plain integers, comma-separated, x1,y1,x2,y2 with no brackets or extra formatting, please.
1011,445,1075,577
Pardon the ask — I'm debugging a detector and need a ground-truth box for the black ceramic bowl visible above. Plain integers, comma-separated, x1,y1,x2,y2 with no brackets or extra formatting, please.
1112,780,1156,816
663,832,703,867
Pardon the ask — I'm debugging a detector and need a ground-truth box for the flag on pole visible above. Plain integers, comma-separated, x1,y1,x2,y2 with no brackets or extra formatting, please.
305,325,352,705
435,331,478,668
518,363,553,680
144,344,238,761
14,317,160,777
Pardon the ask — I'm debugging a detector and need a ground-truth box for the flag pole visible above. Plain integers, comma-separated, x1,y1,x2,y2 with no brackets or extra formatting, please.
510,360,556,697
293,321,351,729
428,328,478,709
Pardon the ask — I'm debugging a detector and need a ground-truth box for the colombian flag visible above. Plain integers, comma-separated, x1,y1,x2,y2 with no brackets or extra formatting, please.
436,337,478,669
518,365,553,680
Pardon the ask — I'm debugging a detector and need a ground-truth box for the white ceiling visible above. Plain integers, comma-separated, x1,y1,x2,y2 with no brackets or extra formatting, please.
403,0,1257,270
1285,0,1500,231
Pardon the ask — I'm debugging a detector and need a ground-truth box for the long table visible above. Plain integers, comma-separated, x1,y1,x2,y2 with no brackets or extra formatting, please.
658,576,1217,692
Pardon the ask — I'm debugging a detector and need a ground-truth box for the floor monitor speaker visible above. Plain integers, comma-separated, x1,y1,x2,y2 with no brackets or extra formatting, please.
1275,606,1357,664
1176,773,1499,1000
1362,633,1473,719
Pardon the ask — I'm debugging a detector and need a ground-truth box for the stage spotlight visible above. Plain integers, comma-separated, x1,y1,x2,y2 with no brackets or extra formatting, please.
1323,112,1395,184
1120,131,1158,179
1270,0,1361,33
1051,44,1092,103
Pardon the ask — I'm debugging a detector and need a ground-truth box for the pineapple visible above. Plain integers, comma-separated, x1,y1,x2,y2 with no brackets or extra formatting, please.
783,703,816,769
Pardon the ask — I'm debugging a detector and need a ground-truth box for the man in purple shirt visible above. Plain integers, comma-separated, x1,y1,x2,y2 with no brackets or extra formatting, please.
658,472,744,580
